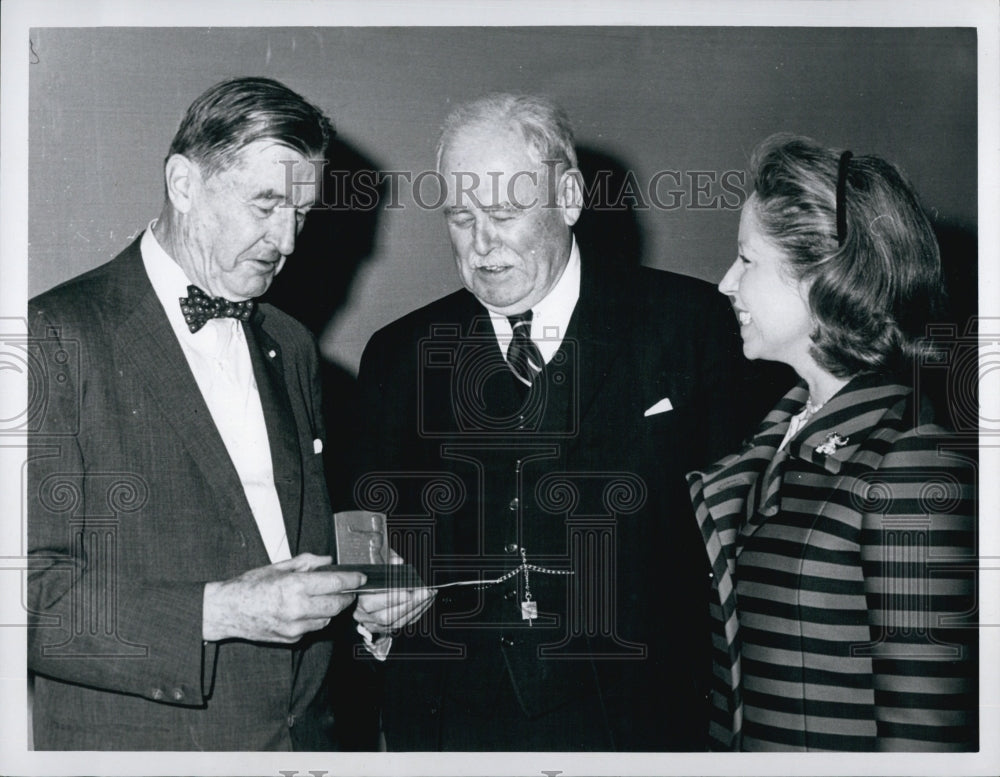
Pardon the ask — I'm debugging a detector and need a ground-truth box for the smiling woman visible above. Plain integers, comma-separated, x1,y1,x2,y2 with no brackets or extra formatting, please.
720,196,816,375
688,134,977,752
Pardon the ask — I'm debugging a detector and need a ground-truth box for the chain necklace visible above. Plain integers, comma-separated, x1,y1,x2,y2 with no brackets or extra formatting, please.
803,395,825,421
489,547,574,626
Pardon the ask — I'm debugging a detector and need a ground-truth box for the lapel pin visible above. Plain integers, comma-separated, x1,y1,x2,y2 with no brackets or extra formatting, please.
816,432,849,456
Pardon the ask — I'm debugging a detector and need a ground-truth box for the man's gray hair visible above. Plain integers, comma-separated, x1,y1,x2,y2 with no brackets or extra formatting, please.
435,92,578,172
168,76,333,178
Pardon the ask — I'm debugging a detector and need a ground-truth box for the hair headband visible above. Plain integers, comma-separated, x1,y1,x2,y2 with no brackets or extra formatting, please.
836,150,853,246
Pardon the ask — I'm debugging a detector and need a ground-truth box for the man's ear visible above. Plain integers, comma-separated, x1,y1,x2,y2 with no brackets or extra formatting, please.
163,153,198,214
557,168,583,227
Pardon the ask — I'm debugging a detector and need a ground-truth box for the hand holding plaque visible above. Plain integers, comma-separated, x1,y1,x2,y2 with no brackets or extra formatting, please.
324,510,426,592
326,511,435,634
353,546,436,635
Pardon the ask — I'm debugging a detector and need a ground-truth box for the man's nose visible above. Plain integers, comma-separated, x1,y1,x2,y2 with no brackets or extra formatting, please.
472,215,497,256
269,207,298,257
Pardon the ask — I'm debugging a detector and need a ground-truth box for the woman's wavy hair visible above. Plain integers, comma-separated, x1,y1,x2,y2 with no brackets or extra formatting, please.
749,133,944,377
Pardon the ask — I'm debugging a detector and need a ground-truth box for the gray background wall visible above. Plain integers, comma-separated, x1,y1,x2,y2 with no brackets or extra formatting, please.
28,27,977,373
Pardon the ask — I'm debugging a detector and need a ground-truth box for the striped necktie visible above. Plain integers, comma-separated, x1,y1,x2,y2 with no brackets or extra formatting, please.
506,311,544,386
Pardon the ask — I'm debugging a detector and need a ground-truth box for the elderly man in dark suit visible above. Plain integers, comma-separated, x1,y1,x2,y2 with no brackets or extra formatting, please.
350,93,779,751
27,77,378,750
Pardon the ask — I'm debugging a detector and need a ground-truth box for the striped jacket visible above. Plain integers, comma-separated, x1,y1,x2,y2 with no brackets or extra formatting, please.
686,373,977,751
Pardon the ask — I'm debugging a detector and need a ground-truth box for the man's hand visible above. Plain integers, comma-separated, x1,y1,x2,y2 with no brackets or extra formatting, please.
354,550,435,634
203,553,365,643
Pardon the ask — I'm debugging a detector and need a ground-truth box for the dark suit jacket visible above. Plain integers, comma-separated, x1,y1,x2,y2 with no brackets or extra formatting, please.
348,257,785,750
27,236,337,750
688,373,977,751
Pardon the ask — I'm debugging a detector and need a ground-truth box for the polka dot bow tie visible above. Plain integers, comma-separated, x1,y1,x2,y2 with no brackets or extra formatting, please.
179,285,254,333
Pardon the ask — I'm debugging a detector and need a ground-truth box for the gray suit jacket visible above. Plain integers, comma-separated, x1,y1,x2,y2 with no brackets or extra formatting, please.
27,236,336,750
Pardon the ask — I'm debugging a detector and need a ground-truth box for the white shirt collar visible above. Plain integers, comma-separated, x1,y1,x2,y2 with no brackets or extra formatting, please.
488,236,581,363
140,223,290,562
140,221,242,352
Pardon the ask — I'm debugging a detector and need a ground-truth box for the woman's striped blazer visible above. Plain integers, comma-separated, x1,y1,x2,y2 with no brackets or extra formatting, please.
686,372,977,751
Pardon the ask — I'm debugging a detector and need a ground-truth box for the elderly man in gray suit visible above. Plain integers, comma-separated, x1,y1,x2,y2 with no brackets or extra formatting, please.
26,77,411,750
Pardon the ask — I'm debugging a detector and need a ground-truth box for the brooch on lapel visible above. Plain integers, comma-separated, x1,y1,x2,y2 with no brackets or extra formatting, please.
816,432,849,456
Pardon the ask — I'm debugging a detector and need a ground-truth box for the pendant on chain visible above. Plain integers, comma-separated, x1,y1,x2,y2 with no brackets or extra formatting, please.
519,547,537,625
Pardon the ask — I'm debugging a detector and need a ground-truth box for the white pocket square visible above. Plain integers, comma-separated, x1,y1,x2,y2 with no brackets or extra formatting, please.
643,397,674,417
313,438,324,454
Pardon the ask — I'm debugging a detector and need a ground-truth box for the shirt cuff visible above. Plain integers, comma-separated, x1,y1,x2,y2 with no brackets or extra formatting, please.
356,623,392,661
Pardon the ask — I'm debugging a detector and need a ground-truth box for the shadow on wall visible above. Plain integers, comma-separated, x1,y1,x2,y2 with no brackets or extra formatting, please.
264,137,385,337
577,144,795,423
573,145,645,273
262,136,388,751
934,219,978,335
262,136,386,510
923,219,979,434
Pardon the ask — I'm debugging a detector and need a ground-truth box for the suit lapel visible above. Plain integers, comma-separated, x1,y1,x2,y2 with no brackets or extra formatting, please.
437,293,530,429
562,265,631,447
687,412,781,745
766,375,912,550
687,382,806,559
245,311,304,556
110,243,266,553
447,270,624,445
787,373,910,474
687,382,803,744
740,374,912,549
734,385,806,551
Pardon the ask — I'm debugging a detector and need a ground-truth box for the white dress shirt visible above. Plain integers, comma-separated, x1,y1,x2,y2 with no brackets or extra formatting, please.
488,237,581,362
141,225,290,563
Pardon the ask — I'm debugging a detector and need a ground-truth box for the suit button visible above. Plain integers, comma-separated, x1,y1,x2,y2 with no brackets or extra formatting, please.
151,688,164,700
505,543,518,553
172,688,184,701
508,498,519,511
504,589,517,601
500,637,515,647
